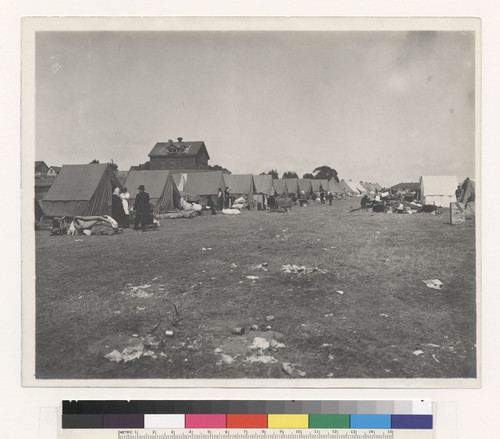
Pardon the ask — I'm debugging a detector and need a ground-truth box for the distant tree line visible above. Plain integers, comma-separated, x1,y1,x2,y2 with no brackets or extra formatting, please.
260,165,339,182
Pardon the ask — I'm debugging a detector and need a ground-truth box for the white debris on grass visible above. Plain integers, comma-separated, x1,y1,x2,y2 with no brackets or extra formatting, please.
424,343,440,348
231,263,238,269
202,247,213,251
380,314,388,318
245,354,278,364
250,337,270,350
322,343,332,347
253,263,269,271
282,362,307,377
217,354,235,365
270,340,286,349
324,313,334,317
328,354,335,360
422,279,443,289
246,275,259,280
336,290,344,295
282,264,327,274
413,350,424,356
327,372,334,378
432,354,440,363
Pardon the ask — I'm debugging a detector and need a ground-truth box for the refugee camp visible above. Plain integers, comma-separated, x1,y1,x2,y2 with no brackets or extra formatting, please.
30,27,477,382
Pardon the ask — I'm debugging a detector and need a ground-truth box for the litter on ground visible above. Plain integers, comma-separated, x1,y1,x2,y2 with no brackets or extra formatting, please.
282,264,327,274
422,279,443,289
413,350,424,356
250,337,270,350
245,355,277,364
282,362,307,377
336,290,344,295
246,275,259,280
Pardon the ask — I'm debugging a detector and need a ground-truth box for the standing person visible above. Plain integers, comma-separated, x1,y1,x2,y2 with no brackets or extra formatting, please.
112,187,125,226
217,188,224,211
207,196,217,215
134,185,150,231
120,187,130,228
361,194,369,211
319,186,325,204
328,191,333,205
224,188,230,208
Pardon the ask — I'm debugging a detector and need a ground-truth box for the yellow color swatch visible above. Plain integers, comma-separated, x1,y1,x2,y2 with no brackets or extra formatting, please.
267,414,309,429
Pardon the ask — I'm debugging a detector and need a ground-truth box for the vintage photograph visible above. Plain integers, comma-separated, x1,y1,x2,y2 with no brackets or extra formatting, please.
23,18,479,385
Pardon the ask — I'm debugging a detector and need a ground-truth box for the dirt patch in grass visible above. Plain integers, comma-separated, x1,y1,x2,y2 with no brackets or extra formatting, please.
35,200,476,379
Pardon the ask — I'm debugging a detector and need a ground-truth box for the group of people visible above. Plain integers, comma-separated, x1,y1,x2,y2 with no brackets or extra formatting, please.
111,187,130,228
111,185,152,231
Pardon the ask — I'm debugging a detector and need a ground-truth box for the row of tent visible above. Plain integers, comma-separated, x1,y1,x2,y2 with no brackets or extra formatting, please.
40,164,473,218
40,164,386,218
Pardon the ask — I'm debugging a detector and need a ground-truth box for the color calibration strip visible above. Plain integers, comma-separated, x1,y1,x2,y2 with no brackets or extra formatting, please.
62,400,432,430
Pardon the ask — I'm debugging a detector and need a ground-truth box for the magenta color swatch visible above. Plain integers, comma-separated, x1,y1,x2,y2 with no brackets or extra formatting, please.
185,414,227,428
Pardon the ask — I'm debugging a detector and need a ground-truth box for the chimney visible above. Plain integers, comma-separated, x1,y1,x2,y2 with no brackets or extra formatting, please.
177,137,183,143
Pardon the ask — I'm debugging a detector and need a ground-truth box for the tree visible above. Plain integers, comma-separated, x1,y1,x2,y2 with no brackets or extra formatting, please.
208,164,230,173
282,171,298,179
261,169,279,179
313,165,339,182
89,159,100,164
108,158,118,172
303,173,314,179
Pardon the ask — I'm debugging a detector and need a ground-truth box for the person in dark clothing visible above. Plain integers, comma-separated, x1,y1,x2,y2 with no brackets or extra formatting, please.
207,196,217,215
327,191,333,205
112,187,126,226
224,188,230,208
217,188,224,211
361,194,369,211
134,185,150,231
319,186,325,204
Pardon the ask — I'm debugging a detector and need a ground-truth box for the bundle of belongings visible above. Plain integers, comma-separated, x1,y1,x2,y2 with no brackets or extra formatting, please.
51,215,120,236
231,197,248,210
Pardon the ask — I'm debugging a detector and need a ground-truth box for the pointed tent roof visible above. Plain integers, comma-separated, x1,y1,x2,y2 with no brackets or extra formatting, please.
351,180,367,194
459,177,475,203
273,179,288,196
284,178,299,196
340,179,356,194
253,175,275,196
43,164,121,217
125,170,181,214
373,183,383,191
183,171,226,197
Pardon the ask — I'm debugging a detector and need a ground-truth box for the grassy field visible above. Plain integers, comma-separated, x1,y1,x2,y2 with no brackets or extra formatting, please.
35,199,476,380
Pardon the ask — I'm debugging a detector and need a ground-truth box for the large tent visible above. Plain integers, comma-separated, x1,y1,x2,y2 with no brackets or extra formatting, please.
328,179,344,194
297,179,313,199
339,179,356,195
419,175,458,206
253,174,275,209
344,179,362,195
223,174,257,209
284,178,299,196
43,164,121,217
311,179,329,193
458,177,476,216
253,175,275,196
273,179,288,196
125,170,181,214
183,171,226,202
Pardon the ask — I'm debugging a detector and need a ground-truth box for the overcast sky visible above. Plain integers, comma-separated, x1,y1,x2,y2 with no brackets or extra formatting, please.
35,30,475,186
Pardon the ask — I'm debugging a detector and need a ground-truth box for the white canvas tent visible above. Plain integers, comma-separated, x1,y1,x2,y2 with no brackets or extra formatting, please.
419,175,458,206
